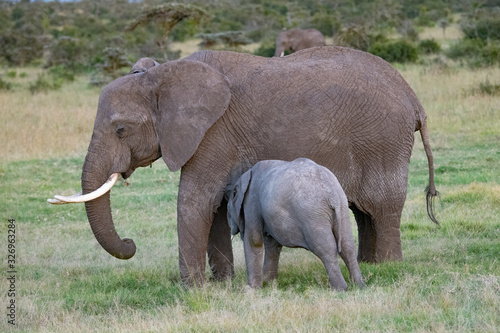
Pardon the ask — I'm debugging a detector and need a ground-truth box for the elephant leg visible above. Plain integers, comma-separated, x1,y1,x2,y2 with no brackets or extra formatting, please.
309,235,348,291
244,233,264,288
263,234,282,282
177,184,216,287
337,226,365,288
352,205,377,263
177,208,208,287
177,167,235,287
242,214,265,289
352,205,403,263
207,199,234,281
372,211,403,262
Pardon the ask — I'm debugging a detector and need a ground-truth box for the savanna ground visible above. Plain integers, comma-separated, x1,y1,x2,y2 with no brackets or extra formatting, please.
1,25,499,332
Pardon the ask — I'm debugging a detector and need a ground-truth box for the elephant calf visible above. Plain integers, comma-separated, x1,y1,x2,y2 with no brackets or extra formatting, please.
227,158,365,291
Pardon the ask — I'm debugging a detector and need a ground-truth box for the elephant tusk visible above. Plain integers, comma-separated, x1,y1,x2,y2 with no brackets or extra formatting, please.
47,173,120,205
47,192,82,205
280,51,285,57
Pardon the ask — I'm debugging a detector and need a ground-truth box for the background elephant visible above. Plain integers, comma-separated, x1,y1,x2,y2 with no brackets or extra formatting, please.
274,28,326,57
227,158,365,291
50,46,438,287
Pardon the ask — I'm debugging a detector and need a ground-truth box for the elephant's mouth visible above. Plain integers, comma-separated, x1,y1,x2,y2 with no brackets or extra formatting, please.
122,168,135,179
122,154,161,179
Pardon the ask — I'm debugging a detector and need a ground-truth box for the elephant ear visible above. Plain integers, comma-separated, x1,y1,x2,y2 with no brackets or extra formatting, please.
227,169,252,235
154,59,231,172
130,57,160,74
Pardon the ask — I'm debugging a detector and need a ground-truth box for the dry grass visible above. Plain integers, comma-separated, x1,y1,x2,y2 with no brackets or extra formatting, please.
399,64,500,147
418,23,463,45
0,72,98,162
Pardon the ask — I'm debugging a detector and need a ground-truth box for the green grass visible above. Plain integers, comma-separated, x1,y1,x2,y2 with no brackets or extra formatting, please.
1,60,500,331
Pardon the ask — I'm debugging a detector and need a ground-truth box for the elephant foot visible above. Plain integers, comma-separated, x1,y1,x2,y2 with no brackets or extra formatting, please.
180,270,205,288
209,263,235,281
358,245,403,263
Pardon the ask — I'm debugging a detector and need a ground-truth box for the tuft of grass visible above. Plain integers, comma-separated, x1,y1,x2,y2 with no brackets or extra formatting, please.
0,77,12,90
476,80,500,96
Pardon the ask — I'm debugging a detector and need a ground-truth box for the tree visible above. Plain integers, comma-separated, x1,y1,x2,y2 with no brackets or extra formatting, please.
438,18,449,38
197,31,251,49
126,3,208,61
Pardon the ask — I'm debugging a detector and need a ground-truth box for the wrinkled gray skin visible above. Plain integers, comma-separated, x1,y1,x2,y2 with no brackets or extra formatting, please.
79,46,438,287
274,28,326,57
227,158,365,291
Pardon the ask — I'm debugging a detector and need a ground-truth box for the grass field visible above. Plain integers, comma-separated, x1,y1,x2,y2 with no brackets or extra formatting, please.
1,50,500,331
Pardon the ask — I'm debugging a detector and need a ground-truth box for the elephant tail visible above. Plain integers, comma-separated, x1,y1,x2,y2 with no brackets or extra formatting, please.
330,199,344,255
419,119,439,224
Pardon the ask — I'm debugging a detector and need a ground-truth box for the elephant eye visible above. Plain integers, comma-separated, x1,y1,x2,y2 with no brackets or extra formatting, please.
115,125,125,138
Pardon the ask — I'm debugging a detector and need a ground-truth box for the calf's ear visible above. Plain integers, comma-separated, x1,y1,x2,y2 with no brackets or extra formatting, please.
154,59,231,172
227,170,252,235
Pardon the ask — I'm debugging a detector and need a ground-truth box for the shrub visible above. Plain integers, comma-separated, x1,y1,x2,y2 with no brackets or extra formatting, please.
48,65,75,82
28,73,62,94
398,20,419,42
0,27,43,66
253,36,276,57
46,36,87,73
170,19,201,42
333,25,371,51
7,71,17,78
480,43,500,66
446,39,485,59
247,29,265,43
462,16,500,42
467,79,500,96
446,39,500,67
197,33,219,49
197,31,251,49
308,12,340,37
0,77,12,90
478,79,500,96
418,39,441,55
100,47,131,79
253,43,276,57
369,40,419,63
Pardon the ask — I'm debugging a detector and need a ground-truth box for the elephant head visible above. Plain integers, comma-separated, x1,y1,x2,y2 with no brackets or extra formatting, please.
274,28,326,57
49,58,231,259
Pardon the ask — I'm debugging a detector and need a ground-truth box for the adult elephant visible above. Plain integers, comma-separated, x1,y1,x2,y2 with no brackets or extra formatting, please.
49,46,438,287
274,28,326,57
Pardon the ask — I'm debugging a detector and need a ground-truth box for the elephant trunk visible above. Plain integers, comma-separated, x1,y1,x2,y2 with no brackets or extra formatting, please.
82,152,136,260
274,46,285,57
